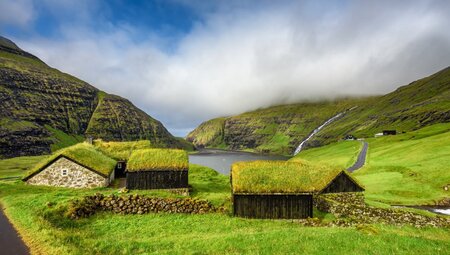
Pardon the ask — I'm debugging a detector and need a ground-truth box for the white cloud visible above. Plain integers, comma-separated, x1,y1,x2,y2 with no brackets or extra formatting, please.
0,0,35,27
13,1,450,136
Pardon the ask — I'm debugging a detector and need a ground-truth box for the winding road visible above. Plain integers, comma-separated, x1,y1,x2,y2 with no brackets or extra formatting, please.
347,141,368,172
0,206,29,255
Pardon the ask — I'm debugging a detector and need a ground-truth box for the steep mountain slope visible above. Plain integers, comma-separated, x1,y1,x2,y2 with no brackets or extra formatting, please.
0,36,182,158
187,67,450,154
187,99,367,154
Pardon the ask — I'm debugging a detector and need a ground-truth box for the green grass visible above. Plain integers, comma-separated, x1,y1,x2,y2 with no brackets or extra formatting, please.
23,143,117,179
291,140,362,168
45,125,84,152
0,163,449,254
296,123,450,205
0,155,48,179
93,140,153,160
353,123,450,205
127,149,189,171
231,160,359,193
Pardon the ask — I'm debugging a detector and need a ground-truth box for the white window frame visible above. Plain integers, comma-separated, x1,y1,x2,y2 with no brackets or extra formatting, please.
117,163,122,169
61,169,68,176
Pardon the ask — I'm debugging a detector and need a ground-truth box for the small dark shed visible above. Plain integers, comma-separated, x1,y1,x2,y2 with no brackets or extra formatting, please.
115,160,127,178
383,130,397,135
231,160,364,219
126,149,189,190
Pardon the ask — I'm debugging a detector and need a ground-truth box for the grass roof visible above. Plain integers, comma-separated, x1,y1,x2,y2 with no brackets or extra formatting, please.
127,149,188,171
231,160,359,194
93,140,153,160
23,143,117,179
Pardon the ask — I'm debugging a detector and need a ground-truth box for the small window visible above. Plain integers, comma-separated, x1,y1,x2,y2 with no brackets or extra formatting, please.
117,163,122,169
61,169,68,176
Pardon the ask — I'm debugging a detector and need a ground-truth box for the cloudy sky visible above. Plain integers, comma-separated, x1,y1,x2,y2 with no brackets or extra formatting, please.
1,0,449,136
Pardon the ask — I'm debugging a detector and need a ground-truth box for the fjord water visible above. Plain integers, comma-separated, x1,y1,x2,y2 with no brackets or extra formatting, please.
189,149,288,174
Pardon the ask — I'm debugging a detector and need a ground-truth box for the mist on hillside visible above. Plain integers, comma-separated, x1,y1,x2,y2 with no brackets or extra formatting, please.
5,0,450,136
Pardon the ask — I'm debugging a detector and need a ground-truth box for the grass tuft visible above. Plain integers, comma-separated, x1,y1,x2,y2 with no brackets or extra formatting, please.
127,149,188,171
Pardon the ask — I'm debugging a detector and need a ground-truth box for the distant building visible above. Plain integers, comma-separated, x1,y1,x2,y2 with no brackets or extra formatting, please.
344,135,357,140
383,130,397,135
374,133,384,138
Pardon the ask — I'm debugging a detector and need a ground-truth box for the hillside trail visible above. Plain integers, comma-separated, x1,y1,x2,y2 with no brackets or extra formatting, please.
347,141,368,172
0,206,29,255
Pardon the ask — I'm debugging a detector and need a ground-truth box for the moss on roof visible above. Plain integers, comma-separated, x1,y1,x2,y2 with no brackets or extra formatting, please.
127,149,188,171
231,160,359,194
93,140,153,160
23,143,117,180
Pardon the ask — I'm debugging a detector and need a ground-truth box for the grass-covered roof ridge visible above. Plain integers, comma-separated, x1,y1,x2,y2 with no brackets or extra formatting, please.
231,160,360,194
127,149,189,171
93,139,153,160
23,143,117,179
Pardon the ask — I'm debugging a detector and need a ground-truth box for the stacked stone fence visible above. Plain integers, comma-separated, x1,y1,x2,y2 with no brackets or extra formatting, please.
67,193,220,219
313,193,450,228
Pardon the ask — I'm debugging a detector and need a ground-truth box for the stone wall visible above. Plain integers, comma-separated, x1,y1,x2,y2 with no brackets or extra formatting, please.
314,193,450,228
27,157,110,188
67,193,220,219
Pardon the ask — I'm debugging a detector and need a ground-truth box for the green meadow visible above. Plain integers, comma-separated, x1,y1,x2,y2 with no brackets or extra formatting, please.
293,123,450,205
0,123,449,254
0,165,449,254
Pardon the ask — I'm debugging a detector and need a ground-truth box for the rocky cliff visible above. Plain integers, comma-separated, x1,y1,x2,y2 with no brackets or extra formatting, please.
0,36,182,158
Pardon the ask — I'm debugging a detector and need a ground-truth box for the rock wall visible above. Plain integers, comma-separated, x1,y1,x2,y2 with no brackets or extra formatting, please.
27,157,110,188
67,193,219,219
314,193,450,228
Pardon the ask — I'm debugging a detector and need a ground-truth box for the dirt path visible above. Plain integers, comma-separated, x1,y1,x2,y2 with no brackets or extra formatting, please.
347,141,368,172
0,206,29,255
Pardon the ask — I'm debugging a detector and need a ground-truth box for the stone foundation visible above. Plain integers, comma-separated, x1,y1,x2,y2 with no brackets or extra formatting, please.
27,157,110,188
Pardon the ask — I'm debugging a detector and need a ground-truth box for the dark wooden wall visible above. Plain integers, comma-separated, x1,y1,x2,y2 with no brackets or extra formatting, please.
321,173,364,193
233,194,313,219
126,170,188,189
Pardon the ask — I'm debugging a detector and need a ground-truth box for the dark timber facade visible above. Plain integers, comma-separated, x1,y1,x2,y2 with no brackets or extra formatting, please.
126,170,188,190
233,194,313,219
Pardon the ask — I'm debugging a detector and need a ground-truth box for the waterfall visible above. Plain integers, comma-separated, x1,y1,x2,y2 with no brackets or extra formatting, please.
293,111,347,156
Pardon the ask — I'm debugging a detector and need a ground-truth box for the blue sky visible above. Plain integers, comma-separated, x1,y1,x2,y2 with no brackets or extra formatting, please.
1,0,450,137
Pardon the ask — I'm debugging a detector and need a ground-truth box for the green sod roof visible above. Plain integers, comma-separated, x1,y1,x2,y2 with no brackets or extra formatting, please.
127,149,189,171
231,160,360,194
23,143,117,180
93,140,153,160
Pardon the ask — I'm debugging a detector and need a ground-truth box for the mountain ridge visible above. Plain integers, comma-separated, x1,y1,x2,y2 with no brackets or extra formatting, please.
0,36,183,158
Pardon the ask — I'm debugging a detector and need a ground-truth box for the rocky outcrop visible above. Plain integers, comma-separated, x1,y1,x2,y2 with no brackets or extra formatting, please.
67,193,220,219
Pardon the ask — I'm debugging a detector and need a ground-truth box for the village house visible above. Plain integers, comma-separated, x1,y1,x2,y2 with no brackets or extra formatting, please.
231,160,364,219
125,148,189,190
23,143,116,188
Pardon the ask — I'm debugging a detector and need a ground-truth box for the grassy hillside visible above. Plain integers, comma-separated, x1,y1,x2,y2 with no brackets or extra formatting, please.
188,67,450,154
0,164,449,254
0,37,183,158
294,123,450,205
187,99,365,154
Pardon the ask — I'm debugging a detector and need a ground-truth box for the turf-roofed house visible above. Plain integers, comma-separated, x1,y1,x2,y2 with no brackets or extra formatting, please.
231,160,364,219
126,149,189,190
23,143,117,188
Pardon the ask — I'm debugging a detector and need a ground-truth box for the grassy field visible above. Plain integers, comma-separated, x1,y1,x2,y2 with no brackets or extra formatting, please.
295,123,450,205
291,140,362,168
0,163,449,254
0,155,48,179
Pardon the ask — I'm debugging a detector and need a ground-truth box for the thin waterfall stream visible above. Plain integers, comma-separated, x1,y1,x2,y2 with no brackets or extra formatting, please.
293,107,357,156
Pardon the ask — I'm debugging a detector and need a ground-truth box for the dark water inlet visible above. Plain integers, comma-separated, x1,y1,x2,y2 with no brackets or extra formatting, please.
189,149,288,175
